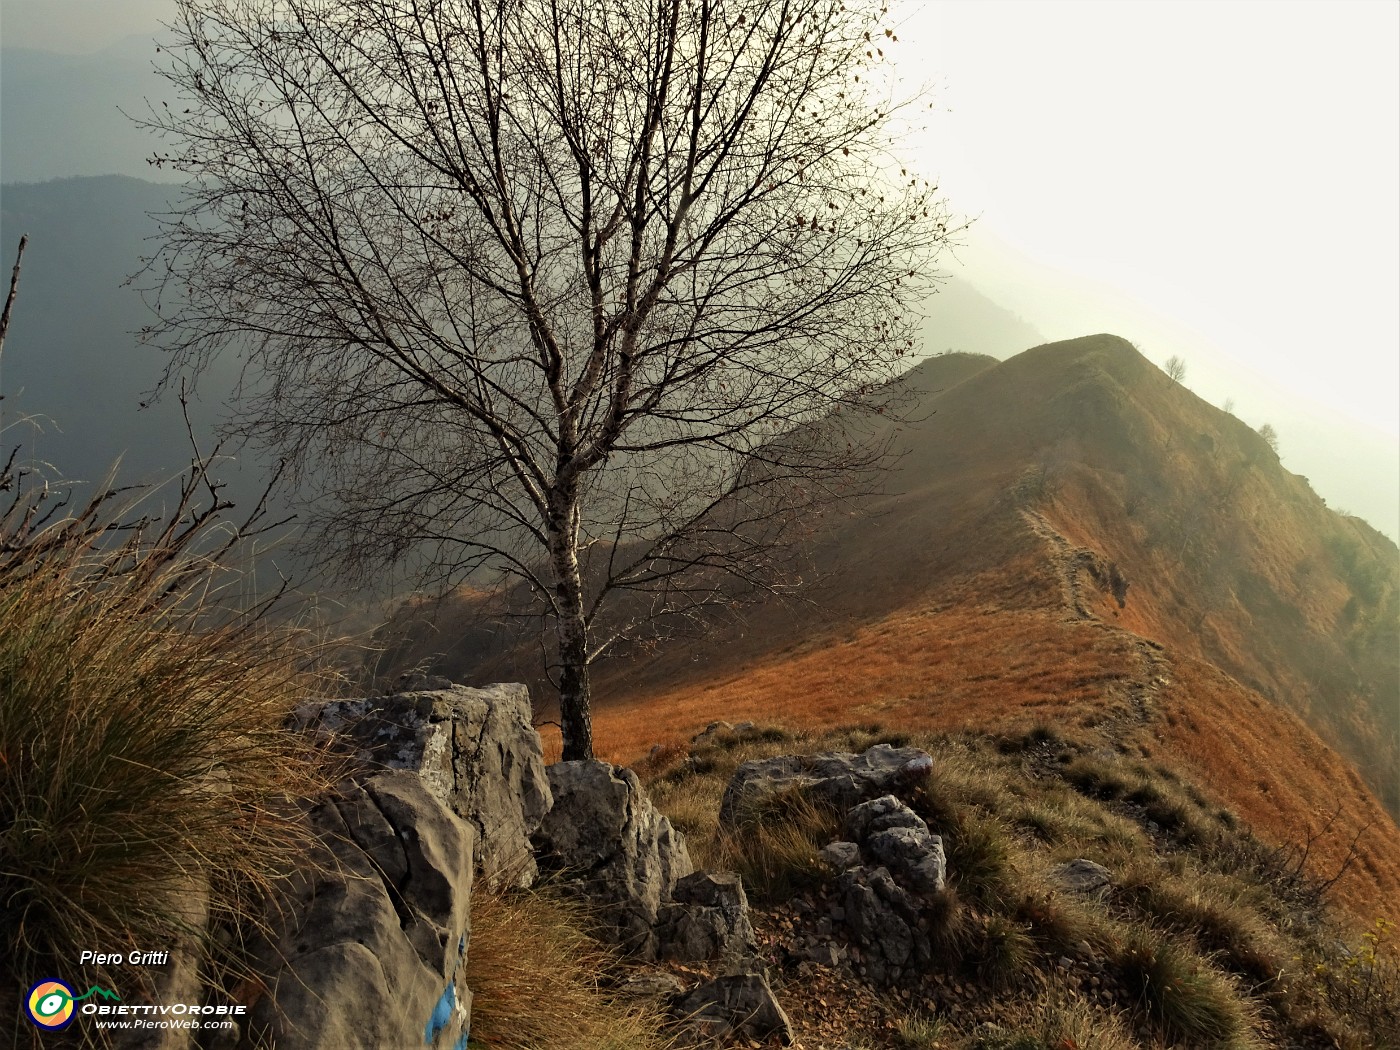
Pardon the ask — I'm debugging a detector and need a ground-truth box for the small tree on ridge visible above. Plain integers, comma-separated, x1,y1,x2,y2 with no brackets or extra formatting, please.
144,0,958,759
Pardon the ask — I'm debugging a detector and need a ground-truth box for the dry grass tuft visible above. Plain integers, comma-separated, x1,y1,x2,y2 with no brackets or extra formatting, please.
1116,927,1253,1046
964,977,1138,1050
465,888,668,1050
718,785,842,903
0,478,339,1041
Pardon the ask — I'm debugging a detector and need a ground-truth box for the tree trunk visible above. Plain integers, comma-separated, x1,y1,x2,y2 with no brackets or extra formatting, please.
548,491,594,761
556,610,594,761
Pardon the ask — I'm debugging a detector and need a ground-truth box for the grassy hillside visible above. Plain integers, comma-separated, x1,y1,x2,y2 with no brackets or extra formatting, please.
375,336,1400,923
639,721,1400,1049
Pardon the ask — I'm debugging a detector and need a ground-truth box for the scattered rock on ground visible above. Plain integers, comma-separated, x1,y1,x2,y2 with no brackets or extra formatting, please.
673,972,795,1046
719,744,934,827
820,840,862,871
1051,857,1113,899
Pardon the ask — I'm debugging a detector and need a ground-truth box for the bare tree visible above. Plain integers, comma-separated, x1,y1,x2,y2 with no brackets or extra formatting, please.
1257,422,1280,456
1164,354,1187,386
143,0,958,759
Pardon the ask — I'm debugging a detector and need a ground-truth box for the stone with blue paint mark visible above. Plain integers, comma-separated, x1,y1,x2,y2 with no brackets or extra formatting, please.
425,982,455,1044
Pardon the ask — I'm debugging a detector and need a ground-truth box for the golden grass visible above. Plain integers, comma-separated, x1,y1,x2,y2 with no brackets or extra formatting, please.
591,586,1400,924
465,889,668,1050
0,488,340,1046
1152,657,1400,921
639,722,1400,1049
593,602,1139,765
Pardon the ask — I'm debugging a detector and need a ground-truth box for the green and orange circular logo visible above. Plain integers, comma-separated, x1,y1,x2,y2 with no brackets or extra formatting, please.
25,979,77,1031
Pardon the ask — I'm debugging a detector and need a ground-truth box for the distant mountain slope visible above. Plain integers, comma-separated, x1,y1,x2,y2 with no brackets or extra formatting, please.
917,278,1044,360
375,335,1400,917
0,175,297,583
1,176,181,480
0,38,176,183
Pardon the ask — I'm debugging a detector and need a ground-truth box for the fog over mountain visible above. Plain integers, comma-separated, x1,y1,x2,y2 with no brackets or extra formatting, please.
0,36,180,184
0,173,1046,599
1,24,1395,552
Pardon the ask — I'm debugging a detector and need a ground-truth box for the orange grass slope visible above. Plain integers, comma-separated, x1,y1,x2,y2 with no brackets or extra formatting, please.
592,596,1400,919
590,335,1399,918
380,335,1398,914
602,335,1396,790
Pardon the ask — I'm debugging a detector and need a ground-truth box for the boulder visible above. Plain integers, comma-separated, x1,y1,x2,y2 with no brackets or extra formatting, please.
1050,858,1113,899
844,795,946,894
294,681,551,889
719,744,934,827
835,864,932,986
657,871,757,967
532,760,693,957
246,772,474,1050
819,840,862,871
673,973,794,1046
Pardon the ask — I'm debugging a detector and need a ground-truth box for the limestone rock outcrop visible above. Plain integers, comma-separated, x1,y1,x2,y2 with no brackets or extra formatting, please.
532,759,694,957
718,744,951,988
844,794,947,895
294,681,551,889
657,871,758,967
245,772,474,1050
719,743,935,827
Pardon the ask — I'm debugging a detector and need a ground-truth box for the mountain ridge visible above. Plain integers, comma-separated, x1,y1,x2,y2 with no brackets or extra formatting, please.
375,335,1400,919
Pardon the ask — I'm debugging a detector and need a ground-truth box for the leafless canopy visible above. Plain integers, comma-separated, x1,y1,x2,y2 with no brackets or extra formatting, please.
144,0,958,757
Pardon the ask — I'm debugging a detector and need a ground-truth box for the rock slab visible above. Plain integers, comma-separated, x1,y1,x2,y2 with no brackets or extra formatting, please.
246,771,474,1050
295,681,551,889
533,760,693,958
657,871,758,967
719,743,934,827
674,973,794,1046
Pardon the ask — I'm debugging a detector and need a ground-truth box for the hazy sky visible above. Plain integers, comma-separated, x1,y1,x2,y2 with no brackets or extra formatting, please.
3,0,1397,531
898,0,1399,442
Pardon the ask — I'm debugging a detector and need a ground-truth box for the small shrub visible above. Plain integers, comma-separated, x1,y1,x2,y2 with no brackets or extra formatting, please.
1063,756,1134,800
1311,918,1400,1049
1012,802,1066,844
1014,887,1112,958
1115,865,1282,983
968,978,1137,1050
